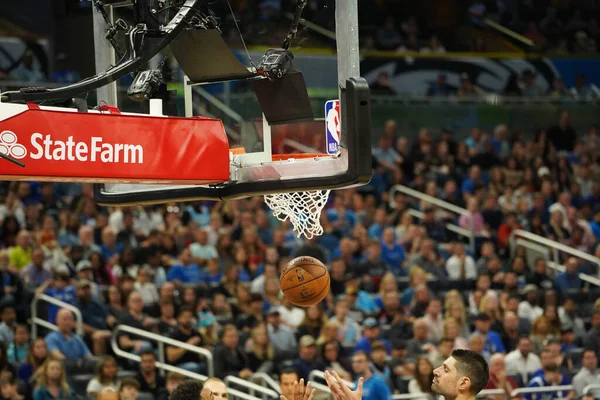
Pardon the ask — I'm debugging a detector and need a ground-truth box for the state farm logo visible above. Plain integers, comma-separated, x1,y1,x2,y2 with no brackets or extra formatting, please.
1,131,144,164
0,131,27,159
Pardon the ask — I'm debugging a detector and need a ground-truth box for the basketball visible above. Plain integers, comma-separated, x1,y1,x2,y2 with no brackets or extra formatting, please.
280,256,330,307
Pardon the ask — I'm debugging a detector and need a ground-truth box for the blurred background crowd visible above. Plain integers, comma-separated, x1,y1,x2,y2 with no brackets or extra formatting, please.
1,109,600,399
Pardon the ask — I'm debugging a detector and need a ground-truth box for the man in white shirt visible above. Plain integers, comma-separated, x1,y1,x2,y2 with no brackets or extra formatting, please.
573,349,600,397
423,298,445,343
505,336,542,384
445,242,476,280
518,285,543,323
278,298,305,332
188,229,218,266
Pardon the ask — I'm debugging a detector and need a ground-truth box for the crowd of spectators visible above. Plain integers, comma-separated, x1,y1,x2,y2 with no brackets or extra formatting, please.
1,106,600,400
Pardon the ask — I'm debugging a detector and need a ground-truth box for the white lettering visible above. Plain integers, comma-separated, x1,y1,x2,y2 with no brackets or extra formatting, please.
30,133,43,159
43,135,53,160
52,140,66,160
124,144,143,164
66,137,76,161
75,142,87,161
26,134,143,164
91,137,102,162
101,143,113,163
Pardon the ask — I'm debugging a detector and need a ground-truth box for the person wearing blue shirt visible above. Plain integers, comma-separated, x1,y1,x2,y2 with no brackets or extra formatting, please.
99,226,124,261
45,308,92,361
37,273,76,324
167,248,203,285
525,363,572,400
554,257,582,294
353,318,392,356
380,228,406,276
473,313,506,355
351,350,391,400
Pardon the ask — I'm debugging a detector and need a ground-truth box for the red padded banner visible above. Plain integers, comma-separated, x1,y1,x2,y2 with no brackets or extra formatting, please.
0,108,230,184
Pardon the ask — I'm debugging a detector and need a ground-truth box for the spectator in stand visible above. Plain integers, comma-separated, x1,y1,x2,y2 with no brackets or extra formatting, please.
166,248,202,286
118,378,139,400
472,313,506,356
427,74,455,97
45,308,92,362
292,335,326,381
423,298,445,343
485,353,519,396
445,242,476,280
408,357,436,396
8,231,33,271
505,336,542,384
370,72,397,96
86,356,120,398
136,351,165,397
583,310,600,357
213,324,252,379
166,306,206,373
525,363,573,400
554,257,582,293
572,350,600,397
351,350,392,400
354,318,392,356
74,279,112,355
32,358,75,400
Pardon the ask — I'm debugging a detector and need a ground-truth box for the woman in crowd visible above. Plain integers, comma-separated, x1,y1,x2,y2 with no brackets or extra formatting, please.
86,356,120,398
245,324,275,373
296,305,327,340
408,357,435,398
32,359,75,400
17,338,47,388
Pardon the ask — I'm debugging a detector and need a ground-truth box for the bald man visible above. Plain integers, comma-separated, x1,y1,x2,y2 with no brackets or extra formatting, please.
204,378,228,400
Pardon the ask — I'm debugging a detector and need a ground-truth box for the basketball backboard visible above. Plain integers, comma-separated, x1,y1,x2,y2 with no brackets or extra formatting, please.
93,0,371,205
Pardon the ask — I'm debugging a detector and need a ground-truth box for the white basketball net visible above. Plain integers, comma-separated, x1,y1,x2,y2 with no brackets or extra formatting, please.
264,190,331,239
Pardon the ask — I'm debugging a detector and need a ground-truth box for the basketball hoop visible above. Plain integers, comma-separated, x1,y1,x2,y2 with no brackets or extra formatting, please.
264,190,330,239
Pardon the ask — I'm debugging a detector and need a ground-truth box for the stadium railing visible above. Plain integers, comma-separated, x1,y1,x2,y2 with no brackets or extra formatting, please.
110,324,214,378
31,293,84,339
583,384,600,396
509,229,600,287
389,184,475,253
249,372,282,393
224,375,279,399
511,385,574,398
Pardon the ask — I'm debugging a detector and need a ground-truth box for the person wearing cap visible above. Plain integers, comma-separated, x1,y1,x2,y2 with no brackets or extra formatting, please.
266,308,296,354
518,285,543,323
74,279,113,355
76,260,101,300
292,335,326,381
473,313,505,355
35,271,76,324
353,318,392,356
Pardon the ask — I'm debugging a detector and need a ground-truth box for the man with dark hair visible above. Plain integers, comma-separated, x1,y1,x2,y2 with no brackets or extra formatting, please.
525,363,573,400
431,349,490,400
280,369,301,400
170,380,211,400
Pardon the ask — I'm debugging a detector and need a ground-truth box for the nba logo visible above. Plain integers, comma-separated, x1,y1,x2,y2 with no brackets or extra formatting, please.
325,99,340,155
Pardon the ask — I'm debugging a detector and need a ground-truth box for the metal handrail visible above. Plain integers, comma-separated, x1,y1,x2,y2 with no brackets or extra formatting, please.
309,369,354,388
225,389,264,400
391,185,475,252
548,261,600,287
31,294,84,339
514,239,600,287
509,229,600,270
477,389,509,399
511,385,573,397
583,384,600,395
249,372,282,393
224,375,279,399
111,324,214,379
